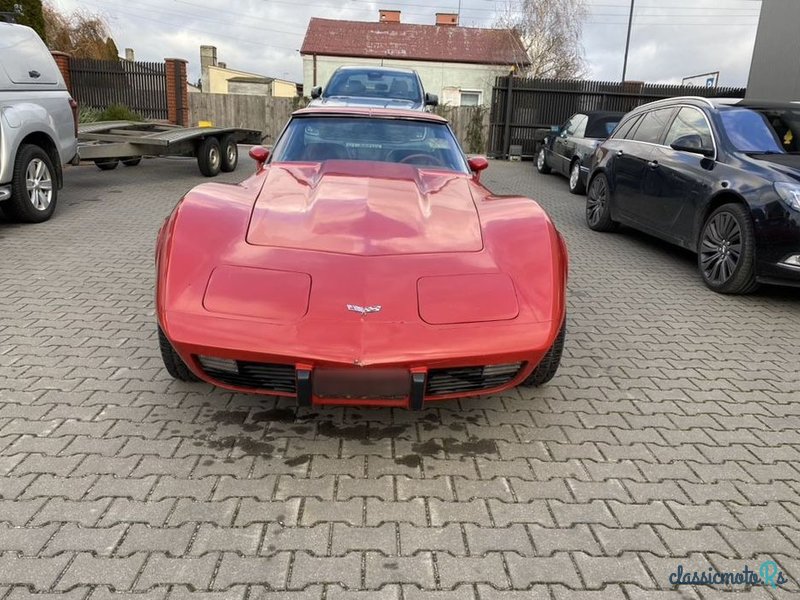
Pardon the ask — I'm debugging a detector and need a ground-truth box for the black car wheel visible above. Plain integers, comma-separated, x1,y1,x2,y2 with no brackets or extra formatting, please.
522,318,565,387
585,174,618,232
536,147,551,174
698,203,759,294
569,161,585,195
122,157,142,167
158,326,200,382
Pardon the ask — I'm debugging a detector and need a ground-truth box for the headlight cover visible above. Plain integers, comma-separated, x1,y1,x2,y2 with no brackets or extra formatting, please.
774,182,800,211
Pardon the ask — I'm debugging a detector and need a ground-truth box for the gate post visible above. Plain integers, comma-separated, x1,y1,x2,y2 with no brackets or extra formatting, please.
51,51,72,94
165,58,189,126
501,76,514,160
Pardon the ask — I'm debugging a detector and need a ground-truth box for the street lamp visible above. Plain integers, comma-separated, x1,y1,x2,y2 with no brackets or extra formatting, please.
622,0,635,81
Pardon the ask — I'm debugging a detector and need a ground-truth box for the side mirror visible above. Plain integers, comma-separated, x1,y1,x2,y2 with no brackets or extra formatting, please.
249,146,270,170
550,125,560,133
467,156,489,180
310,86,322,99
424,92,438,106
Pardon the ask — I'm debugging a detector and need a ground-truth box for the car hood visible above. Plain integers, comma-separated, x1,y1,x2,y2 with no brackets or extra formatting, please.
246,161,484,256
746,153,800,183
310,96,423,111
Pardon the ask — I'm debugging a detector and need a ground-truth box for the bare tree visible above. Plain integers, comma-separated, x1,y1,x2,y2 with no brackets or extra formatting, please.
498,0,588,79
42,2,120,60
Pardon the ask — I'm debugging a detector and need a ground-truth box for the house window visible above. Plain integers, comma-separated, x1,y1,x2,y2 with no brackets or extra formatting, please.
460,90,481,107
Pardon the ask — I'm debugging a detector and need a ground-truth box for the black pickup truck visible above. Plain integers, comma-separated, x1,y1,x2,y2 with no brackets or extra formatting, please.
537,111,624,194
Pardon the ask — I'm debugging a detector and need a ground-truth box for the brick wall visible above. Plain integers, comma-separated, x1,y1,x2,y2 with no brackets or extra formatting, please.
51,51,71,93
165,58,189,127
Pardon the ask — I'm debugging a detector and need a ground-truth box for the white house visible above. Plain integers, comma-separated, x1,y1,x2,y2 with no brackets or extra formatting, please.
300,10,529,106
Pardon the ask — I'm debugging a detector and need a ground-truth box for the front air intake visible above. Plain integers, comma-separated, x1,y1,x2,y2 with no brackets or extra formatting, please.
425,362,523,396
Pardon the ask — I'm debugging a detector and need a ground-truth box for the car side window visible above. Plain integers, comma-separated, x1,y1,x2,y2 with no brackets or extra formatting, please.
560,116,576,136
664,107,714,150
611,115,640,140
631,108,674,144
572,115,588,138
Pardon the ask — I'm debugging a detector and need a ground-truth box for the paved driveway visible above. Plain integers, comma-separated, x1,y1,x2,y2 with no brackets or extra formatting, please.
1,157,799,599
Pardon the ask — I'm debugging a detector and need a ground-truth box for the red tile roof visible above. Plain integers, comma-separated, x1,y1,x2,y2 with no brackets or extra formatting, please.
300,18,530,67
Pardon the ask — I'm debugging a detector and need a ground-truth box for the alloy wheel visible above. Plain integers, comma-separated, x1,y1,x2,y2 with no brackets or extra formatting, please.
700,211,742,285
537,149,545,169
586,177,607,227
569,163,580,190
25,158,53,211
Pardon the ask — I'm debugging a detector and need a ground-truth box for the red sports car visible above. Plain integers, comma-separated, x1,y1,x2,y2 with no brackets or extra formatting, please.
156,107,568,409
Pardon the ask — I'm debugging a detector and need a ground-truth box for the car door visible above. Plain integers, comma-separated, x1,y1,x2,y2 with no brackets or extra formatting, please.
613,107,676,223
557,114,587,175
640,107,716,246
553,114,585,175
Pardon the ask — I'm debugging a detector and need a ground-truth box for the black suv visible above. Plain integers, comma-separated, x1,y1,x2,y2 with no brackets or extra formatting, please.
586,97,800,294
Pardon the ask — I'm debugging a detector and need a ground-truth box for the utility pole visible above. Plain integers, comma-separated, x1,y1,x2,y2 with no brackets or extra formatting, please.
621,0,635,81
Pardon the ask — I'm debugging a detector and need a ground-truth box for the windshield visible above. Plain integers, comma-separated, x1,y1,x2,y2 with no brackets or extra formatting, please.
271,116,470,173
324,69,422,103
719,108,785,153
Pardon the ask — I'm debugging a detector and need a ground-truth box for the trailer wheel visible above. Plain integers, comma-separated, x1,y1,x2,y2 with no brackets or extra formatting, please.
220,135,238,172
95,159,119,171
122,157,142,167
197,137,221,177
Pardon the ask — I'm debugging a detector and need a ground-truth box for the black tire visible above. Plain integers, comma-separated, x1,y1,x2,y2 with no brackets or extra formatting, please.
220,135,238,172
3,144,58,223
122,157,142,167
568,160,586,195
585,174,619,232
536,147,551,174
158,326,200,382
197,137,221,177
522,319,566,387
95,159,119,171
698,203,759,294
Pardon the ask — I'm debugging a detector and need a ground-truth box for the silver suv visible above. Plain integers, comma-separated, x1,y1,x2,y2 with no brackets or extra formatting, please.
0,21,78,222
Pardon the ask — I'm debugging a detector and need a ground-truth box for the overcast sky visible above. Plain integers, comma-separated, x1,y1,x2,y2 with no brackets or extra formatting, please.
53,0,763,88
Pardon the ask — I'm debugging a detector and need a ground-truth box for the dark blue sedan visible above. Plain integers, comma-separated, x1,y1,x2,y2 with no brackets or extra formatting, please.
586,97,800,294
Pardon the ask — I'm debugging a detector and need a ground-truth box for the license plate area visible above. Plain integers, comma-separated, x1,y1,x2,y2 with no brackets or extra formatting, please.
313,368,410,400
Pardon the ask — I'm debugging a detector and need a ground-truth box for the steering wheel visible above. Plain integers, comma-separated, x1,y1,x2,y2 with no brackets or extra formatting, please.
398,153,445,167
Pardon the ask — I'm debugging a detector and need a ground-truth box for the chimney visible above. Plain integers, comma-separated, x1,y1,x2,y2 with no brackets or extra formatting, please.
200,45,217,93
379,9,401,23
124,48,135,61
436,13,458,26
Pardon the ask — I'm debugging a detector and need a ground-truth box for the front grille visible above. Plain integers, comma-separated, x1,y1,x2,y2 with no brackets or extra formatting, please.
425,362,523,396
198,358,296,393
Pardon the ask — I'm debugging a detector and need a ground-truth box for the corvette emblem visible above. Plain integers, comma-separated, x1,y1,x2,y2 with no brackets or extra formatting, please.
347,304,382,315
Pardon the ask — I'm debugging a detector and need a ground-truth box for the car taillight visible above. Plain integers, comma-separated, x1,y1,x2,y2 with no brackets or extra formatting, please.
69,98,78,137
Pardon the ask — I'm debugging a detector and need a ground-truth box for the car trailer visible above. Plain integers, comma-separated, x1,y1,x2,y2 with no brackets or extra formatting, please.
77,121,263,177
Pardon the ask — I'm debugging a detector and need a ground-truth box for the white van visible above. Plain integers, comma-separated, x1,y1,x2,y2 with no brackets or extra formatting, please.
0,21,78,222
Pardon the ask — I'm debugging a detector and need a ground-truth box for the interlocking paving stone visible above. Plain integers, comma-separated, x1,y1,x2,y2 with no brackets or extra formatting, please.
1,160,798,595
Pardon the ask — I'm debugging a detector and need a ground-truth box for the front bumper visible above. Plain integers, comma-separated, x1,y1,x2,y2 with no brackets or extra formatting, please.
161,310,555,408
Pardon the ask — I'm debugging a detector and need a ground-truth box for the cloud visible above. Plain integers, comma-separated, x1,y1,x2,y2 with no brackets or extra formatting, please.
51,0,761,88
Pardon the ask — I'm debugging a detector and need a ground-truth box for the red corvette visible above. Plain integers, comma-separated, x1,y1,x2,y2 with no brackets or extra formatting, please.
156,107,568,409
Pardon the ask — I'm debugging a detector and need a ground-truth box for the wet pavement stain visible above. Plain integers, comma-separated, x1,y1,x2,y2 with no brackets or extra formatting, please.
394,455,422,468
284,454,311,467
210,411,249,425
251,408,297,424
412,437,498,457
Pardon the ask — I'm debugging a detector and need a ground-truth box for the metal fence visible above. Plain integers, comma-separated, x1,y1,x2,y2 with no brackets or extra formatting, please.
488,77,747,158
70,59,168,120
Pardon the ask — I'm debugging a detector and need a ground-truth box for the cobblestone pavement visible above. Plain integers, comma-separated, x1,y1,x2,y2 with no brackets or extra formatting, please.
1,156,799,599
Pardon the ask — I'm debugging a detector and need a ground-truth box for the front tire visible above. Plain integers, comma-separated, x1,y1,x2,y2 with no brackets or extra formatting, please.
585,174,618,232
522,319,565,387
122,157,142,167
698,203,759,294
197,137,221,177
568,161,585,195
536,147,551,174
158,326,200,382
3,144,58,223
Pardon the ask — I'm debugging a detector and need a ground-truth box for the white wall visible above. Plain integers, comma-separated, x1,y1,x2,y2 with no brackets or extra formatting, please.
302,55,511,106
